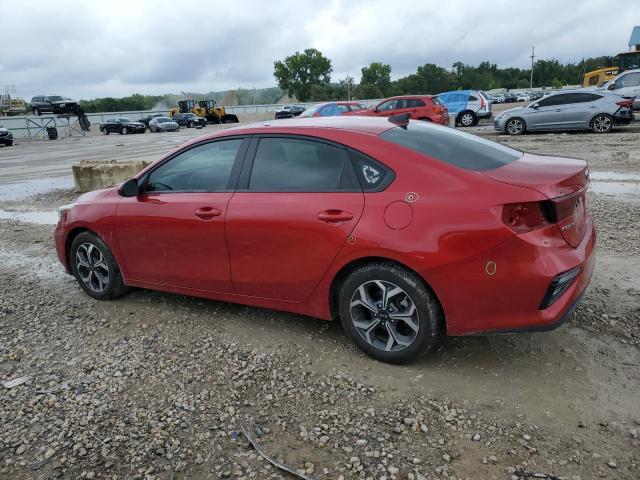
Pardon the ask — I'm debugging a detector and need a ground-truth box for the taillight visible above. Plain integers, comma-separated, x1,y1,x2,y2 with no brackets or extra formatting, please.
501,202,551,233
616,99,634,108
480,96,486,109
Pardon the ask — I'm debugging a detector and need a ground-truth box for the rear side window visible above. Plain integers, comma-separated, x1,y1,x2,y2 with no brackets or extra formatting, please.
564,93,603,104
407,99,425,107
380,122,523,171
249,138,355,191
350,151,394,191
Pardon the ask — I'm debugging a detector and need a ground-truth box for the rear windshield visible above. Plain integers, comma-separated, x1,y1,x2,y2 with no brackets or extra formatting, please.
380,122,523,171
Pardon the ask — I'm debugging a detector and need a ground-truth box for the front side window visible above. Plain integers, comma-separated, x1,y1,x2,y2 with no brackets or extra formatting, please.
248,138,354,192
146,139,243,192
616,72,640,88
537,95,568,107
377,100,397,111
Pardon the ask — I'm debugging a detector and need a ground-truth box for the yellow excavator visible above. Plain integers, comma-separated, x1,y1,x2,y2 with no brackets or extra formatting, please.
169,99,239,124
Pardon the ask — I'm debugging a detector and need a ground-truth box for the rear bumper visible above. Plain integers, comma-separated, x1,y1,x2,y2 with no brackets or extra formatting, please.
429,217,596,335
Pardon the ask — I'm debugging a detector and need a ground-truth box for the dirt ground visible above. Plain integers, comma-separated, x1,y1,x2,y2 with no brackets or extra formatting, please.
0,120,639,479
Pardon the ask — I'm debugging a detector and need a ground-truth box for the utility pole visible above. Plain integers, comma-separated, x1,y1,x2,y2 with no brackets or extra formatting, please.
346,74,352,101
529,46,536,92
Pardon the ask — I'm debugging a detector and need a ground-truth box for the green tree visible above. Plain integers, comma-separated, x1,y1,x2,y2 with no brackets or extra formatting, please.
273,48,332,102
551,77,564,89
360,62,392,97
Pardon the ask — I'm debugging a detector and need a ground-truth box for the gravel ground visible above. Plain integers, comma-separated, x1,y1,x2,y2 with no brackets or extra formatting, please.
1,126,640,479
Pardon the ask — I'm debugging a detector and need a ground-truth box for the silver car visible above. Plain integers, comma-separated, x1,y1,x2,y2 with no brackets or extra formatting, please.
494,90,635,135
149,116,180,133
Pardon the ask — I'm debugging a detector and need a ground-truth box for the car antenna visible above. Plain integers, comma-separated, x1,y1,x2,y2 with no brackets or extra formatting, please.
388,113,410,129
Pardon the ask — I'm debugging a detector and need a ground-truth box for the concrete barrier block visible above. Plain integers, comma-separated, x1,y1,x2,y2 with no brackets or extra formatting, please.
72,160,152,193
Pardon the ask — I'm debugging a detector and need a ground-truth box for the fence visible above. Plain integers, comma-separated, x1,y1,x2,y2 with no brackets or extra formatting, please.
0,99,383,140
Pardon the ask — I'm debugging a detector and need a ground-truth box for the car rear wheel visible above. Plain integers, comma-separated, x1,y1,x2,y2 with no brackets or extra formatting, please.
458,111,477,127
590,114,613,134
339,262,442,363
188,121,194,128
505,118,526,135
70,232,129,301
120,127,128,135
418,117,432,122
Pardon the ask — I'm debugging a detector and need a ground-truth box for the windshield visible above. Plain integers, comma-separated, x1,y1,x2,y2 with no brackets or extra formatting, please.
380,121,523,171
157,118,170,123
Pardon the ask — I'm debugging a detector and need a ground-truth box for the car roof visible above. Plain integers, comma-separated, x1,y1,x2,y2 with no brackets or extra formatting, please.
195,116,398,139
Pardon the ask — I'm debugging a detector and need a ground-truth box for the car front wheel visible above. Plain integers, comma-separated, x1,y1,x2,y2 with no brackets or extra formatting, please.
590,114,613,133
339,262,442,363
120,127,128,135
505,118,526,135
70,232,129,300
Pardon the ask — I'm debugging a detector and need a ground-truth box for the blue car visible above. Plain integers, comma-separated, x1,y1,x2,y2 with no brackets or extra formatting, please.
433,90,492,127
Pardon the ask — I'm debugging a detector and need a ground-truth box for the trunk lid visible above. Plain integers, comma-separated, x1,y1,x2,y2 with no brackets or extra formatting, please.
483,153,589,247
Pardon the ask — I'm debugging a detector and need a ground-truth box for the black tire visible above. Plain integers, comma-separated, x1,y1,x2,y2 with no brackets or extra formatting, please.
590,113,613,134
418,117,432,122
338,262,443,363
505,117,526,136
2,141,13,147
120,126,128,135
458,110,477,127
69,232,129,300
188,121,194,128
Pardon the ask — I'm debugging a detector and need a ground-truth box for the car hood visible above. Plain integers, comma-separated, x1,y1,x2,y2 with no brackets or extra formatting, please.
0,127,9,133
75,186,118,204
125,122,144,126
497,106,527,116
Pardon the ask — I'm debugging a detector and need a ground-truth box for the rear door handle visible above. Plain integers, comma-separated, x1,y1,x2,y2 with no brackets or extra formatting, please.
317,210,353,223
194,207,221,219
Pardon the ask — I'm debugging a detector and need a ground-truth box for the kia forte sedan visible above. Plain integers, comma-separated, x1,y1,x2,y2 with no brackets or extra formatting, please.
55,116,595,363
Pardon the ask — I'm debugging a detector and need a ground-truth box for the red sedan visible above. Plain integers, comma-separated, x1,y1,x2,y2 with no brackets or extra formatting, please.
360,95,449,125
55,115,595,363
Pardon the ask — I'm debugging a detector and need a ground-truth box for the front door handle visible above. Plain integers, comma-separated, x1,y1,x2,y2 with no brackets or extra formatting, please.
194,207,221,219
317,210,353,223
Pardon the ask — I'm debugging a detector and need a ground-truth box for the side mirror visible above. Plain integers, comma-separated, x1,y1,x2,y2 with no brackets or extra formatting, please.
119,178,140,197
607,83,616,91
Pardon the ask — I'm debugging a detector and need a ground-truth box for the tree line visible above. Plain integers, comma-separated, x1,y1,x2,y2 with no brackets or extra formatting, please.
76,49,614,111
274,48,615,102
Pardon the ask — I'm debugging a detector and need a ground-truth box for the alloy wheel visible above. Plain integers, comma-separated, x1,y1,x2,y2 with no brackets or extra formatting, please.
506,119,524,135
592,115,612,133
460,113,474,126
350,280,420,352
75,243,110,293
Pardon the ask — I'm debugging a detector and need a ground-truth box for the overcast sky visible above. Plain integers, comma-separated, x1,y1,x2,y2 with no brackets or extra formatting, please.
1,0,638,100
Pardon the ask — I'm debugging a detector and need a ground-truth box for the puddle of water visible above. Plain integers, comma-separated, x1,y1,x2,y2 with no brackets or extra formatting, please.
0,209,58,225
590,171,640,182
589,182,640,197
0,177,74,201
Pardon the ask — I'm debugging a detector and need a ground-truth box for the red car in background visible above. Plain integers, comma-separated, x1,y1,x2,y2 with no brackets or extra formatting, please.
360,95,449,125
55,116,595,363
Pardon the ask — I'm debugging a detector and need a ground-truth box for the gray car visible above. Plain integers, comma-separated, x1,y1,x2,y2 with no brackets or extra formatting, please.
494,90,635,135
149,117,180,133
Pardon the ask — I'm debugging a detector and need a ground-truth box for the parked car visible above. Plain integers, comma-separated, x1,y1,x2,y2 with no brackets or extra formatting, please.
358,95,449,125
172,112,206,128
503,92,518,103
600,68,640,110
516,93,531,102
494,90,634,135
490,94,505,104
275,105,306,119
30,95,80,115
298,102,367,118
434,90,492,127
100,118,146,135
0,125,13,146
149,117,180,133
55,115,595,363
140,114,165,129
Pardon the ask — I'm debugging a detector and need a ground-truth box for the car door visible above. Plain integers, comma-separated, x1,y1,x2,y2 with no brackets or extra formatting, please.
526,94,568,130
562,93,603,128
225,136,364,301
612,72,640,108
114,137,248,292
